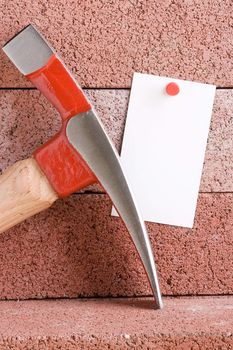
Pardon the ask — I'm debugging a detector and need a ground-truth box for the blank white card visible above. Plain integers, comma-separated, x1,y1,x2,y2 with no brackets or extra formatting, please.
112,73,216,228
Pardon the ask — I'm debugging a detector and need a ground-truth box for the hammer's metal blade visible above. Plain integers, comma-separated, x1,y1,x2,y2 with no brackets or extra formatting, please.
66,111,163,309
3,24,163,309
3,25,53,75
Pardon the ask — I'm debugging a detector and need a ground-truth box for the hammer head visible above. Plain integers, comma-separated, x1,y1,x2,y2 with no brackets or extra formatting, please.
3,24,163,309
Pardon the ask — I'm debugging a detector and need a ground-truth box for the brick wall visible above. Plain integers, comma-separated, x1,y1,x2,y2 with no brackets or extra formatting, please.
0,0,232,301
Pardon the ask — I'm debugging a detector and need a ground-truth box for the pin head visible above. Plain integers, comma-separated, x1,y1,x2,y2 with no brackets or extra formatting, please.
166,82,180,96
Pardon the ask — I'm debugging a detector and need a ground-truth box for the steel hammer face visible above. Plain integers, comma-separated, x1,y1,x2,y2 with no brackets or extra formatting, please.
3,24,163,309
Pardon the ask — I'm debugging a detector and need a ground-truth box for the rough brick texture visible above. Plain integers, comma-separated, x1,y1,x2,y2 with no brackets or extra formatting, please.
0,297,232,349
0,89,232,192
0,193,232,299
0,0,233,88
0,1,232,347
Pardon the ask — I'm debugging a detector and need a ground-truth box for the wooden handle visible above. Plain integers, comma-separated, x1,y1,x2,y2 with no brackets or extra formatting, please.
0,158,58,234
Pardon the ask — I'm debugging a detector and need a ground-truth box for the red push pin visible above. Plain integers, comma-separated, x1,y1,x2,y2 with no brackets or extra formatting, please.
166,82,180,96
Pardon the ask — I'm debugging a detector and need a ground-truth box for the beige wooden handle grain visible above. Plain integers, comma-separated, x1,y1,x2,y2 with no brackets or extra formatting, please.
0,158,58,233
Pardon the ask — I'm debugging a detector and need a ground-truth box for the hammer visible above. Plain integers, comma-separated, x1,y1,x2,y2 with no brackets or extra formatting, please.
0,24,162,309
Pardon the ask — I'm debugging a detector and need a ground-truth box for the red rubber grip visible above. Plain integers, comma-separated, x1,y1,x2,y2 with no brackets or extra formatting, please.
26,54,97,197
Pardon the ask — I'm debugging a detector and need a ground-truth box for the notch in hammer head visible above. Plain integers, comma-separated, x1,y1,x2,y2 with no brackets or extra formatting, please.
3,24,163,309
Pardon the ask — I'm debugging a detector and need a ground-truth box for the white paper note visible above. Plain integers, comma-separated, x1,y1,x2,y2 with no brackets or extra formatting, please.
112,73,216,228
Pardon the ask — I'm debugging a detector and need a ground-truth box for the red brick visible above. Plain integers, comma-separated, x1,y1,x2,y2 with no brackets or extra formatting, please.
0,296,232,349
0,89,232,192
201,90,233,192
0,193,232,299
0,1,232,87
